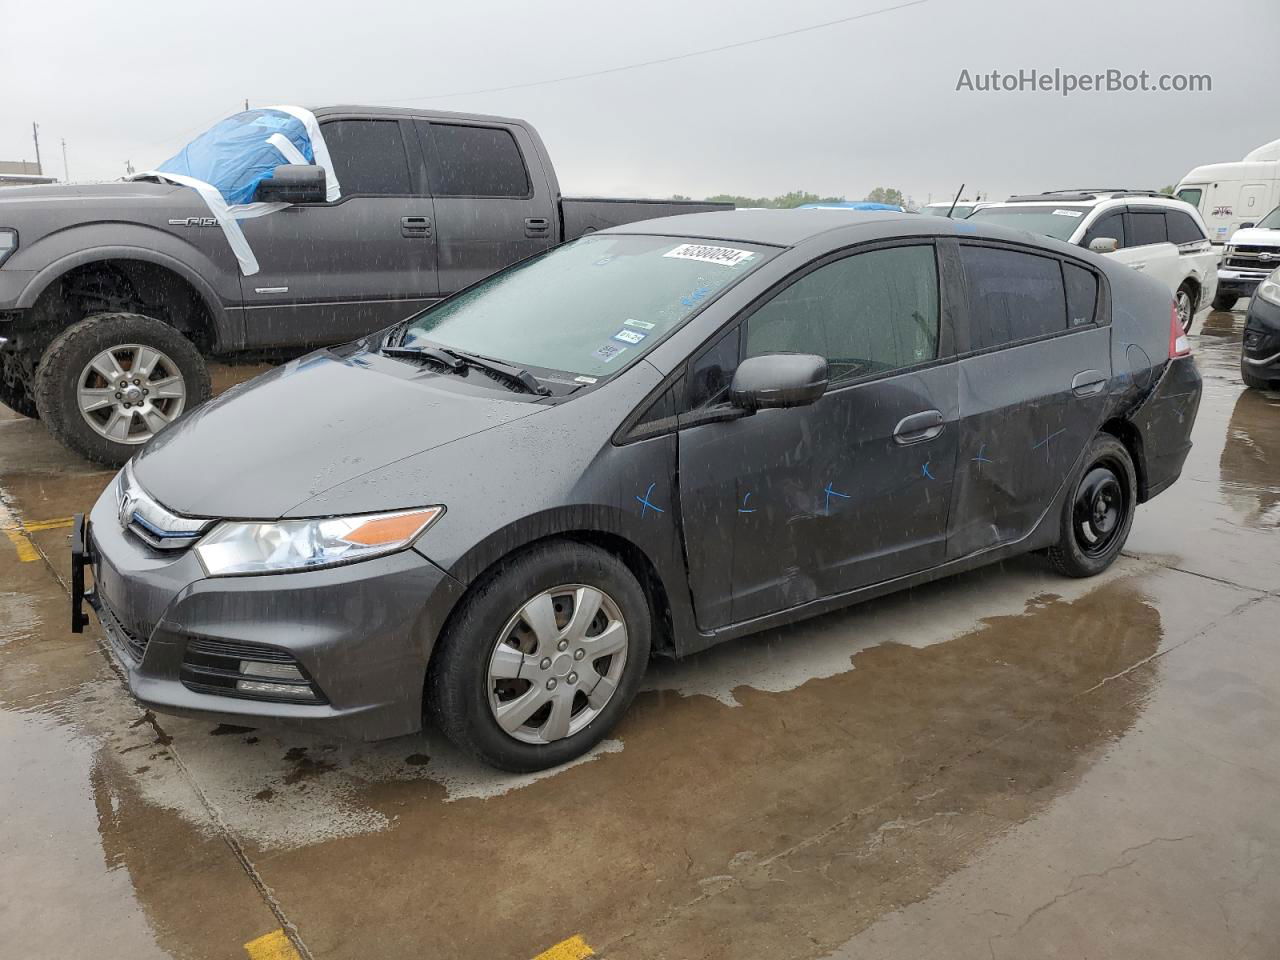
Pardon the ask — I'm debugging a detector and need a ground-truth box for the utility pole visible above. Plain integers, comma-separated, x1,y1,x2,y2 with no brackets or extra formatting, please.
32,122,41,173
244,98,250,111
61,139,69,183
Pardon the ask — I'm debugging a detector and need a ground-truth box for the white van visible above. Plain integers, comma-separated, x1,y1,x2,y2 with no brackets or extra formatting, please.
1175,138,1280,245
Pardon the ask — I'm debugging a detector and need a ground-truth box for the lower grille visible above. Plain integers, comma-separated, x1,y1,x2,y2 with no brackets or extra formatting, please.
97,597,148,663
180,638,326,704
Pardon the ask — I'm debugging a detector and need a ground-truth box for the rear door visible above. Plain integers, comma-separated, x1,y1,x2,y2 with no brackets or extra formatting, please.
677,241,959,628
947,243,1111,558
1105,206,1179,296
238,116,439,347
416,120,558,295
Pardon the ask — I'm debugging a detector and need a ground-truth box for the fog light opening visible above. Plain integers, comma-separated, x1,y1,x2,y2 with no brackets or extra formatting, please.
238,660,305,681
235,679,319,700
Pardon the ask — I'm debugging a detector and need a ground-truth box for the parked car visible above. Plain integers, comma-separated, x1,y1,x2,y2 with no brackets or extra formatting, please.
968,190,1218,331
919,200,984,218
0,106,730,464
1242,266,1280,390
72,209,1201,771
1175,137,1280,245
1214,204,1280,312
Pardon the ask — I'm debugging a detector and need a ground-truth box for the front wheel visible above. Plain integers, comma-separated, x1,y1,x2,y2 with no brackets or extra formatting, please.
427,540,651,772
1048,434,1137,578
33,313,211,466
1212,291,1239,312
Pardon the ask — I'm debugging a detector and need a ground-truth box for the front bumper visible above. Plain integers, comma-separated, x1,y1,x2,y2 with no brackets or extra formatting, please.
73,492,465,740
1217,267,1270,296
1242,295,1280,378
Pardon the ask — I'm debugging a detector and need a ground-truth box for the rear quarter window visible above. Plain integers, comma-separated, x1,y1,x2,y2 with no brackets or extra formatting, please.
1064,263,1099,327
1166,211,1206,245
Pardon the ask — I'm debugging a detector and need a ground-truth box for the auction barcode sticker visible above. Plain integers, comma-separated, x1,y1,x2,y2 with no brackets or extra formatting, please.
664,243,755,266
1052,209,1084,217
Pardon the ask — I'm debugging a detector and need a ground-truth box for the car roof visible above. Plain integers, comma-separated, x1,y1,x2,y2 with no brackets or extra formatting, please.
601,208,918,247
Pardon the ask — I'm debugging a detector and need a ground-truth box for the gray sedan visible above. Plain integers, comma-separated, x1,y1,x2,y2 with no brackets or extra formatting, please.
72,209,1201,771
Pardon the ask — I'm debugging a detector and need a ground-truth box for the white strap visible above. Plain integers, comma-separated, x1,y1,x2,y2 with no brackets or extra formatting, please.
136,170,265,276
264,104,341,202
267,132,308,166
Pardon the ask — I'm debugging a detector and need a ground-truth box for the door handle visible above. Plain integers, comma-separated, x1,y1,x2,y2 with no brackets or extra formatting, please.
893,409,945,444
524,217,551,238
401,215,432,239
1071,370,1107,397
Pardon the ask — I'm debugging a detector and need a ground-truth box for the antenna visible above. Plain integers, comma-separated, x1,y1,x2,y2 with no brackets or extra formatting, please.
946,183,965,218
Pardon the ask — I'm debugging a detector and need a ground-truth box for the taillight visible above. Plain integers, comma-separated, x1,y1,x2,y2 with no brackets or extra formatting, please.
1169,300,1190,358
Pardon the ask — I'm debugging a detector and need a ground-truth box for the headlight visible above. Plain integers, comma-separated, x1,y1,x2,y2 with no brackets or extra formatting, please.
1257,268,1280,307
194,507,444,576
0,229,16,267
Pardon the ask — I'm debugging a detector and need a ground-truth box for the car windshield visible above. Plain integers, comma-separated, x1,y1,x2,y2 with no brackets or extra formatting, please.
1254,206,1280,229
401,234,773,378
968,205,1092,241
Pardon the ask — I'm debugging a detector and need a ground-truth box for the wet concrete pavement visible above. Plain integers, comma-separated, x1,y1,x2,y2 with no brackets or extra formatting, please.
1,314,1277,959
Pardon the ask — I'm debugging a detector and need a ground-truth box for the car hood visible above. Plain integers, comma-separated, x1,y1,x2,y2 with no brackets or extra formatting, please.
131,350,544,519
0,179,182,206
1229,227,1280,248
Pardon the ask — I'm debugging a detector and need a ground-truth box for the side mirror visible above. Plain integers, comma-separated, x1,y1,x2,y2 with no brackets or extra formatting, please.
254,165,326,204
730,353,828,412
1240,222,1256,230
1088,237,1118,254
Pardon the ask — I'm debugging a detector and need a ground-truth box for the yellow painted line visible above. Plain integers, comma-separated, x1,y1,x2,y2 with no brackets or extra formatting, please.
0,501,40,563
532,935,595,960
244,928,303,960
25,516,75,532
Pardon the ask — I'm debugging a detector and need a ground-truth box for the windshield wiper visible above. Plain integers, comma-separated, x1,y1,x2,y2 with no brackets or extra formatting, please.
441,348,551,396
381,345,466,371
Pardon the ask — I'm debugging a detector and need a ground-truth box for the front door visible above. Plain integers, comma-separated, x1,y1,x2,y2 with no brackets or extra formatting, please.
947,243,1112,557
678,241,959,630
238,117,439,348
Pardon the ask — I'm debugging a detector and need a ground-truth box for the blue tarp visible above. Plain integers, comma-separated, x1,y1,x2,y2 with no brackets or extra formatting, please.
155,109,315,207
798,201,906,212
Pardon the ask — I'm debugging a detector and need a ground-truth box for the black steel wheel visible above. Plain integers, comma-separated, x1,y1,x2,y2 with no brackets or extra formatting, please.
1049,434,1137,578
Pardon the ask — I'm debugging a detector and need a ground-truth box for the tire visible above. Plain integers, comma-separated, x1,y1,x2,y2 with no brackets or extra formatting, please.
427,540,652,772
1175,282,1197,333
1213,291,1238,312
0,377,38,419
1241,363,1272,391
33,312,211,466
1048,434,1137,579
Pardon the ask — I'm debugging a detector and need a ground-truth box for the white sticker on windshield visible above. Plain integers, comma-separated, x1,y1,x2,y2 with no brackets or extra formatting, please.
613,329,647,345
574,375,598,384
624,318,656,330
1052,209,1084,217
664,243,755,266
592,344,628,363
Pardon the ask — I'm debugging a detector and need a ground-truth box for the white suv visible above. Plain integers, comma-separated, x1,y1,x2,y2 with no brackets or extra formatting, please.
968,190,1219,332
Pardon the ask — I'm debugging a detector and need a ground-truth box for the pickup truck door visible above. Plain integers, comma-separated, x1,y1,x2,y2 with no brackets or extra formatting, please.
415,119,558,296
237,117,439,348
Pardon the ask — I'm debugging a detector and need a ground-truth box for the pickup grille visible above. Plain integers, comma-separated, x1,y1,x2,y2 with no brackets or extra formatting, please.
1226,245,1280,272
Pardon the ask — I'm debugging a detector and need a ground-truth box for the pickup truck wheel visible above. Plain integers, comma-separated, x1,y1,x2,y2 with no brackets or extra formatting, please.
1212,291,1238,312
1175,283,1196,333
427,540,651,772
1047,434,1136,579
34,313,211,466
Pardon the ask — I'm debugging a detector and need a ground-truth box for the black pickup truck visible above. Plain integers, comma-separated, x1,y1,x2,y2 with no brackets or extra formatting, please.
0,106,729,463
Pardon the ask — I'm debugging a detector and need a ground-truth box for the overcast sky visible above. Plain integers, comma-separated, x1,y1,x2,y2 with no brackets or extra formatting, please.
4,0,1279,203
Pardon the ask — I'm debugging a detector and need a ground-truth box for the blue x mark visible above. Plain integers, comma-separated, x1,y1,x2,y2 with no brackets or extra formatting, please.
635,482,664,518
823,482,851,514
738,492,757,514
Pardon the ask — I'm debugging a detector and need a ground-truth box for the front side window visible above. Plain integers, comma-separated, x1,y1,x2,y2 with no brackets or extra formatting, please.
960,245,1067,349
1130,210,1169,246
1175,187,1203,208
967,205,1090,241
320,120,412,196
1082,212,1126,249
424,123,531,198
403,235,772,378
745,245,940,385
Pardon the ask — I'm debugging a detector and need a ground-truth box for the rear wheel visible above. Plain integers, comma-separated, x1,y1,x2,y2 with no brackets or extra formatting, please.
1048,434,1137,578
427,540,651,772
33,313,211,466
1175,282,1196,333
1212,291,1238,312
1241,362,1272,391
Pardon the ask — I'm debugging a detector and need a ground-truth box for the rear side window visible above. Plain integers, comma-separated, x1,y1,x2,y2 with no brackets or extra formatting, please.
1063,263,1098,327
960,245,1067,349
1129,211,1169,246
744,245,940,385
320,120,412,196
425,123,531,198
1082,212,1126,249
1166,211,1206,245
